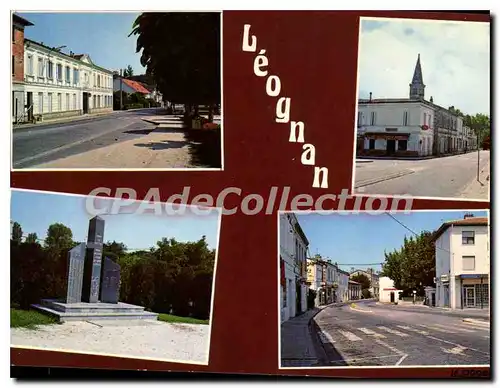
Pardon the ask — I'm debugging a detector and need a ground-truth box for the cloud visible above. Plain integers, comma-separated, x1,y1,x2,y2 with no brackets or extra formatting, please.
357,17,490,115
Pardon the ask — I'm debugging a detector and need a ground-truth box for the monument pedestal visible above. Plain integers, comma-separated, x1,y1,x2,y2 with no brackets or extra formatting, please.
32,299,158,322
34,216,155,323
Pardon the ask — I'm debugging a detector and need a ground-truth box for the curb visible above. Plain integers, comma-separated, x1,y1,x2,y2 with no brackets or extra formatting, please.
12,111,119,131
463,318,490,328
354,170,415,188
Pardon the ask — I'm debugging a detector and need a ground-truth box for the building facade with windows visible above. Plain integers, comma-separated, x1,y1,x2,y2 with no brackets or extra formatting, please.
306,256,339,306
433,215,489,310
15,36,113,123
350,268,380,299
337,269,350,302
348,280,361,300
12,14,33,123
280,213,309,323
357,54,477,157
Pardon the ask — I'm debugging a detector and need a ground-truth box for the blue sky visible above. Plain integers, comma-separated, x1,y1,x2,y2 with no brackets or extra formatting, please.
10,190,220,251
297,210,489,272
358,18,490,115
18,12,144,74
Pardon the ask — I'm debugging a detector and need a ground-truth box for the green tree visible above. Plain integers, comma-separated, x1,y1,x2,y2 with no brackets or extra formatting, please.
129,12,221,122
104,240,127,261
464,113,490,144
123,65,134,78
44,223,74,252
25,233,39,244
11,222,23,244
381,231,436,296
350,273,371,290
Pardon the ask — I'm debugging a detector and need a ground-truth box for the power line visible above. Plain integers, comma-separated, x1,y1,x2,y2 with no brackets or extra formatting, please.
384,212,453,255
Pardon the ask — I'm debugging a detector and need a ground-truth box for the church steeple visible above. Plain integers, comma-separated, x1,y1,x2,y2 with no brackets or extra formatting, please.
409,54,425,100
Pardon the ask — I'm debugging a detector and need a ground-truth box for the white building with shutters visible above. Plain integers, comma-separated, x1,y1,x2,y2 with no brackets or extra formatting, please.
433,215,489,310
356,54,477,157
20,38,113,123
279,213,309,323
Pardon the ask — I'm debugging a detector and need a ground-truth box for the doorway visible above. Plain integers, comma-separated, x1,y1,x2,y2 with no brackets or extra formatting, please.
390,292,395,303
83,92,89,114
443,285,450,307
431,292,436,307
386,139,396,155
464,285,476,308
26,92,33,122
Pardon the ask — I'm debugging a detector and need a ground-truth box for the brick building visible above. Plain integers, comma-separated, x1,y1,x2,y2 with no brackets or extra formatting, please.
12,13,33,123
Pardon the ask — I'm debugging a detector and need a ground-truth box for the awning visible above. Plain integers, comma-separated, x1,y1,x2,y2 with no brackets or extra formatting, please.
364,132,410,140
459,274,489,279
383,288,399,291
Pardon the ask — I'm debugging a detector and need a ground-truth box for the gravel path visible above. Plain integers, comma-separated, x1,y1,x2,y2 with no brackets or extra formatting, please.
11,319,210,364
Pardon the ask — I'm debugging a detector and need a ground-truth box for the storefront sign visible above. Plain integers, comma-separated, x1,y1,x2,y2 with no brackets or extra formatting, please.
364,133,409,141
460,274,484,279
440,274,450,282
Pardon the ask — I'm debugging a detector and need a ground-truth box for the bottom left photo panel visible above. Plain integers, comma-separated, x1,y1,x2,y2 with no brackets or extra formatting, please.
10,188,221,365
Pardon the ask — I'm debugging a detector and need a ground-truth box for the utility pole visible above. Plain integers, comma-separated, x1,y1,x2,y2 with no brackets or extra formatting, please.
477,129,480,182
119,68,123,110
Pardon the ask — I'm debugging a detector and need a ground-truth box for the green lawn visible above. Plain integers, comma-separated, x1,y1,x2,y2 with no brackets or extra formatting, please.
10,308,58,329
158,313,209,325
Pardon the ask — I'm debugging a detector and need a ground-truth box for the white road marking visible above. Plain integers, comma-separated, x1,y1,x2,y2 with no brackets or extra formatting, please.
358,327,386,338
377,326,409,337
339,330,363,342
425,334,490,356
433,323,475,333
441,345,467,355
418,324,457,334
463,323,490,331
373,338,408,366
319,331,336,344
396,325,429,336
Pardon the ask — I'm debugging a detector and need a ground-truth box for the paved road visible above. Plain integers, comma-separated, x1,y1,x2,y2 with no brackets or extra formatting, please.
354,151,490,199
12,108,160,169
313,301,490,367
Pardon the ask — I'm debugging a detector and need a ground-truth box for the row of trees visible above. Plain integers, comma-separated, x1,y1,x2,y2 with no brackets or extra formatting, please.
447,107,491,148
380,231,436,297
11,221,215,320
129,12,221,123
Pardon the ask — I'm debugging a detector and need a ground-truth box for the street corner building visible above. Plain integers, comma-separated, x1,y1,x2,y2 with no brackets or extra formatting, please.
305,256,351,306
356,54,478,158
279,213,309,323
431,215,490,310
12,14,113,124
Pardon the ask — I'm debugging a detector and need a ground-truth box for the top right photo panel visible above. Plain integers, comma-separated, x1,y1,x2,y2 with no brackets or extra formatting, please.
353,17,490,202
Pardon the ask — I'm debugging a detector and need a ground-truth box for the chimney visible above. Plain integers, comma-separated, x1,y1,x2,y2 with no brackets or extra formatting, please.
464,212,475,219
369,92,372,102
430,96,434,103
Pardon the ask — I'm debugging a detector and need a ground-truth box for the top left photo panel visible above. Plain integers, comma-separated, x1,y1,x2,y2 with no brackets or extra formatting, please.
11,11,223,171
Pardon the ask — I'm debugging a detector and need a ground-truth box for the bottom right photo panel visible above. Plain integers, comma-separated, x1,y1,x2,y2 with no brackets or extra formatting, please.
278,210,490,369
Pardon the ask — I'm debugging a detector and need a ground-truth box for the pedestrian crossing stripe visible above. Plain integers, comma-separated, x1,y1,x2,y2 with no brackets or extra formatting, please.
432,323,475,333
418,324,449,333
338,330,363,341
358,327,386,338
397,325,429,335
328,323,488,343
377,326,409,337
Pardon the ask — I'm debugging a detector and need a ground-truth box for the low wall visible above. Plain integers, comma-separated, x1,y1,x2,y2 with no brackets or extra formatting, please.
37,109,83,121
89,107,113,115
359,149,420,157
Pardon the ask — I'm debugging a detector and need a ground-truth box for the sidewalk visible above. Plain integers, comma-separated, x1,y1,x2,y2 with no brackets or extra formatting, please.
280,307,325,367
460,158,490,200
33,129,195,169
